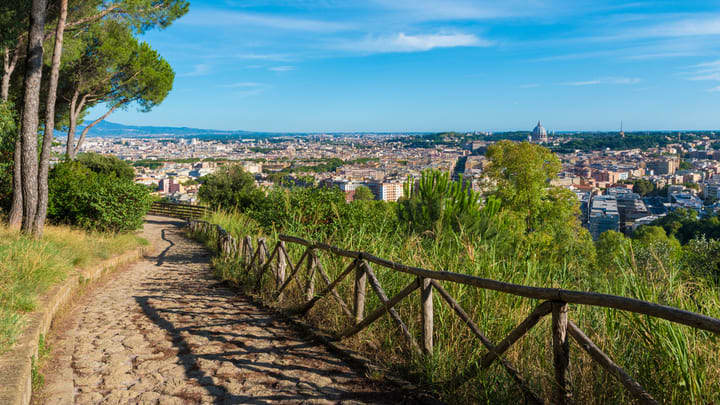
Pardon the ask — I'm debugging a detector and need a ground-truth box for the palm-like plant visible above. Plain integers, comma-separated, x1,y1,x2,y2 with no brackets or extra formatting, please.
400,169,500,238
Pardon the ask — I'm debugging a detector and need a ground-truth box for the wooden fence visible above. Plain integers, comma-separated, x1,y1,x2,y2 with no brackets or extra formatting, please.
148,201,208,220
188,219,720,405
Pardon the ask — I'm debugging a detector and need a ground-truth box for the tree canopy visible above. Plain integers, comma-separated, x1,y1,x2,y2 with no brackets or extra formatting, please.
353,185,374,201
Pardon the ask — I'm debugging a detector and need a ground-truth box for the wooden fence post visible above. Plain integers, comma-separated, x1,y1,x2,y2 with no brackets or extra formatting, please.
420,277,434,355
277,241,287,299
552,301,571,405
305,249,316,301
354,258,367,324
243,236,253,268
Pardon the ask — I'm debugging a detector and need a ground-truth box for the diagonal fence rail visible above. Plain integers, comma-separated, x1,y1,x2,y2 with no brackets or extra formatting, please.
188,219,720,405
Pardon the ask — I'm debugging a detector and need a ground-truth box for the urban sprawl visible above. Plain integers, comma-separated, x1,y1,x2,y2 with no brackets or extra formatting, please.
62,121,720,240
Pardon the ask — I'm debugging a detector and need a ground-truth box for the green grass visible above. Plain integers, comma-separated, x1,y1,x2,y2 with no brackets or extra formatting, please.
194,210,720,404
0,224,146,352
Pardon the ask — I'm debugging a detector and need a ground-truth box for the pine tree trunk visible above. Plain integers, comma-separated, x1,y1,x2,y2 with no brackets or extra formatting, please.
66,89,79,159
1,45,19,102
34,0,67,237
19,0,48,233
7,135,23,229
1,48,10,102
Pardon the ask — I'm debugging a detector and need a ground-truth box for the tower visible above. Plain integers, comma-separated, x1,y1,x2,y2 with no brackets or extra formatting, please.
620,121,625,138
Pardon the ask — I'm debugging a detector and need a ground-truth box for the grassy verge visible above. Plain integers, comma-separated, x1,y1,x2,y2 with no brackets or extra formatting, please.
0,224,147,352
194,210,720,404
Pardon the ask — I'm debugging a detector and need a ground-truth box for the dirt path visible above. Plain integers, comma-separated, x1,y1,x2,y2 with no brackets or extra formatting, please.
37,216,406,405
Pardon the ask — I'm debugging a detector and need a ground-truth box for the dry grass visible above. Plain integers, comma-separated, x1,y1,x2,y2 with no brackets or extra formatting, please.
0,224,147,352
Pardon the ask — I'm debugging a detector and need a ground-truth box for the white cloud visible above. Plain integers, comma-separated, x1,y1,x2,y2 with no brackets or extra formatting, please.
181,9,350,32
340,32,491,54
235,53,294,61
269,66,296,72
235,88,266,98
604,14,720,42
219,82,265,88
684,59,720,92
179,64,211,77
561,77,641,86
369,0,568,21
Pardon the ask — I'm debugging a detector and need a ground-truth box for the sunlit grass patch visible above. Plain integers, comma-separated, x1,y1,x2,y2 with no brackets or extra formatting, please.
0,224,145,352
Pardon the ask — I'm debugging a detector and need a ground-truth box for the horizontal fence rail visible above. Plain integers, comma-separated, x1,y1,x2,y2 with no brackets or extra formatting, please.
148,201,208,220
188,219,720,405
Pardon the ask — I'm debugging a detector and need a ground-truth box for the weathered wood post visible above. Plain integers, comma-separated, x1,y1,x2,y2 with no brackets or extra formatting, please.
420,277,434,355
305,249,316,302
276,241,287,299
552,301,571,405
257,238,268,281
354,258,367,324
243,236,253,269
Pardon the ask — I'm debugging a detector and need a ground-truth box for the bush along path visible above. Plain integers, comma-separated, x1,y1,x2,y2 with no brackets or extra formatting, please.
35,216,408,404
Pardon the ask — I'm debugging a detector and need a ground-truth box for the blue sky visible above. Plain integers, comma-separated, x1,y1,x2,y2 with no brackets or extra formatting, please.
95,0,720,132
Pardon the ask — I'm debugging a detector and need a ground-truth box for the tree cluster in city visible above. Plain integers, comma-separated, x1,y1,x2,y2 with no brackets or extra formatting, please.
0,0,187,235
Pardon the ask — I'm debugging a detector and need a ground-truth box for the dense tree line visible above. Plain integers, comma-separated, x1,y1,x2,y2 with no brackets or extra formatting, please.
0,0,187,235
552,133,676,153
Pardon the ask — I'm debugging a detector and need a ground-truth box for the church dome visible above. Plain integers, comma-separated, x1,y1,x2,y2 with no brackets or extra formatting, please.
532,121,547,138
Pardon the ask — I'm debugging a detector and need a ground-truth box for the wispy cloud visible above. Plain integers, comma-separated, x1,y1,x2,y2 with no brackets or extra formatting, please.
181,9,350,32
218,82,265,88
234,53,295,62
369,0,570,21
600,14,720,42
338,32,491,54
179,64,211,77
684,59,720,91
217,81,270,98
561,77,641,86
269,66,296,72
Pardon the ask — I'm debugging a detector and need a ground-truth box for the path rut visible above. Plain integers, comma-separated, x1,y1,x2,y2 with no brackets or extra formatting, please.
37,217,406,404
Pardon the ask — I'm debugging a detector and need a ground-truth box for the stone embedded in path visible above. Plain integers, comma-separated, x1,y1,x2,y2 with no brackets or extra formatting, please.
35,217,406,404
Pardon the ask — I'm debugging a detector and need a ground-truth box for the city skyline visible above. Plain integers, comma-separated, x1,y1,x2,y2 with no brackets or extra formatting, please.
91,0,720,132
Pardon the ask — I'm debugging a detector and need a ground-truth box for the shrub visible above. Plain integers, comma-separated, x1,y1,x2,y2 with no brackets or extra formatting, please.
48,161,151,232
0,101,17,212
76,152,135,181
198,165,265,211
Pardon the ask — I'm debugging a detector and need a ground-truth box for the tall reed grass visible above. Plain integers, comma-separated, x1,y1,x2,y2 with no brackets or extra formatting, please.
197,210,720,404
0,224,146,352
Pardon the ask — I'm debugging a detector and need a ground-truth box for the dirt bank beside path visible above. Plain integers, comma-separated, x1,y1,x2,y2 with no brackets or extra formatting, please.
36,216,406,404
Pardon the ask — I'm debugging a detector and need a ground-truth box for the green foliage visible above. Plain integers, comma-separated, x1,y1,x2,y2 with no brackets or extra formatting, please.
683,236,720,282
352,185,374,201
198,165,265,211
47,162,150,232
486,141,561,227
553,133,675,152
399,169,499,238
651,208,720,244
632,178,655,196
58,19,174,126
0,102,17,212
595,230,630,271
679,160,693,170
76,153,135,181
485,141,594,268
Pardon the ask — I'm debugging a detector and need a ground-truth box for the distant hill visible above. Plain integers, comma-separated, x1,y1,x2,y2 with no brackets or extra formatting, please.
71,121,285,139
